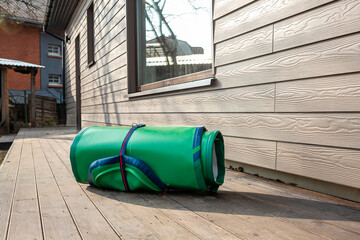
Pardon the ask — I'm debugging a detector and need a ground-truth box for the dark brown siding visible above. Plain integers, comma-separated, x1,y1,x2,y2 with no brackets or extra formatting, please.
87,2,95,66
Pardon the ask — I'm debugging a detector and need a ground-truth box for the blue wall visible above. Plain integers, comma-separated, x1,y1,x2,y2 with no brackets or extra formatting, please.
40,32,63,90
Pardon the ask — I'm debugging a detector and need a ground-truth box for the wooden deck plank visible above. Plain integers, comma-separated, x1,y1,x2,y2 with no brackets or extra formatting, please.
168,192,325,240
220,184,360,239
47,130,209,240
0,131,24,240
53,136,238,240
31,132,81,240
7,129,43,240
35,130,121,240
79,186,160,240
48,137,162,239
81,188,200,240
138,192,240,240
50,139,203,240
223,171,360,232
1,128,359,239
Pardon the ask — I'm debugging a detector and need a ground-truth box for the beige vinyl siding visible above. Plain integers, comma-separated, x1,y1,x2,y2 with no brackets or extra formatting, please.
65,0,360,190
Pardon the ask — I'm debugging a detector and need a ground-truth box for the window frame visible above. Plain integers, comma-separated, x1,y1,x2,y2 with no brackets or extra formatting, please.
48,44,62,57
126,0,214,94
87,2,95,67
48,74,61,86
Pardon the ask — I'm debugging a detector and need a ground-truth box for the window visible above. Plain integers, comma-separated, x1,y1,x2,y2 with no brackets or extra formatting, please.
87,2,95,66
48,74,61,86
48,44,61,57
127,0,213,93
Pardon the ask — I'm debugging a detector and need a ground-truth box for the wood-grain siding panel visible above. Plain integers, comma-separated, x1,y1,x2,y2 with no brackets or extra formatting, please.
277,142,360,188
94,10,126,53
274,0,360,51
74,16,125,73
68,52,127,93
67,113,76,126
94,0,125,38
82,83,274,113
80,51,127,91
276,73,360,112
81,78,127,101
82,120,107,127
216,34,360,88
94,27,126,63
214,0,334,43
214,0,256,19
66,52,127,94
77,41,127,91
66,0,91,37
94,0,117,22
81,72,127,96
81,89,128,107
225,137,276,169
81,113,360,149
215,25,273,66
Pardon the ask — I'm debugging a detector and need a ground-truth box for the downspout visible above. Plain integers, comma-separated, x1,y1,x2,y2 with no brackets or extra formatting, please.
44,0,66,124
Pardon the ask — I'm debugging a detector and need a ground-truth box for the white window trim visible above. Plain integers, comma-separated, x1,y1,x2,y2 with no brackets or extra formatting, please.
48,44,61,57
48,74,62,86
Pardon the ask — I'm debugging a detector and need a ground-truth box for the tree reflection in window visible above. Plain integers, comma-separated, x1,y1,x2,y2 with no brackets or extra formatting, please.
137,0,212,85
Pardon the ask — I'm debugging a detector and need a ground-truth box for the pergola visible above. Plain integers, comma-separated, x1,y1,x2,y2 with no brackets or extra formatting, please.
0,58,44,133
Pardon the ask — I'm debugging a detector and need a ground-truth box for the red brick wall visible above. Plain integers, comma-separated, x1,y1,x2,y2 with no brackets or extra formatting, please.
0,21,41,90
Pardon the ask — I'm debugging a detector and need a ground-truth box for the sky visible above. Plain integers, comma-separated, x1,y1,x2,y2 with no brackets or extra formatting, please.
145,0,212,57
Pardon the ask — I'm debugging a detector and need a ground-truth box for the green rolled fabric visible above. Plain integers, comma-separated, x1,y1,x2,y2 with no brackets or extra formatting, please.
70,125,225,192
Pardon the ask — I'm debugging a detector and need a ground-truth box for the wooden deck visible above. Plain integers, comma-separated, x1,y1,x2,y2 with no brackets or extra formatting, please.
0,128,359,240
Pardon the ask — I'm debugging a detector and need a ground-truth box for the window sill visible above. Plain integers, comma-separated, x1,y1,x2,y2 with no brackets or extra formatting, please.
127,78,214,98
48,55,62,58
48,84,63,88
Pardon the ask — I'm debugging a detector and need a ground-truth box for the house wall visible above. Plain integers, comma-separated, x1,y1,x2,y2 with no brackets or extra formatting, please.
64,0,360,195
40,32,63,90
0,21,41,90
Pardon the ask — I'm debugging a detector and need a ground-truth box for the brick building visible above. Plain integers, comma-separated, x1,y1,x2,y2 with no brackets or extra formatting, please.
0,0,63,101
0,18,42,89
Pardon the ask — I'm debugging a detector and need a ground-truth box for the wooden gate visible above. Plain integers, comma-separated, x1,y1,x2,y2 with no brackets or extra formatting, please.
29,95,57,126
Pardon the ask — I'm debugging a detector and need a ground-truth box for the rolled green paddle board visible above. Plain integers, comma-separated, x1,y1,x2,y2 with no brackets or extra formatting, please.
70,125,225,192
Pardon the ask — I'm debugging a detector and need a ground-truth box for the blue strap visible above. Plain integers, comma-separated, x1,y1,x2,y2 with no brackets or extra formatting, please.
124,155,167,190
192,127,207,190
88,154,167,191
119,124,146,191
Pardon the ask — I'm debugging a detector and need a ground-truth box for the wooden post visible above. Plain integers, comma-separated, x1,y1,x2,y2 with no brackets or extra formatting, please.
1,69,9,133
4,69,9,133
30,69,37,128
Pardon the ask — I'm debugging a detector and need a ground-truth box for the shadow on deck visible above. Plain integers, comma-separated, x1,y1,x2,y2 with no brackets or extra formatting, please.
0,127,359,240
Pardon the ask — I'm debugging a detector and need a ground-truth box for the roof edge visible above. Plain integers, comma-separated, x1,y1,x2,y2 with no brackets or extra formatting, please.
44,0,54,31
0,14,43,25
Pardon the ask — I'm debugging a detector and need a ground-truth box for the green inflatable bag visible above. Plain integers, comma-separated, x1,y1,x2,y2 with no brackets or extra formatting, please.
70,125,225,192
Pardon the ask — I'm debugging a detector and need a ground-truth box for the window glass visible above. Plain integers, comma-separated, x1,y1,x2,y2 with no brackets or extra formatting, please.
48,45,61,56
137,0,212,86
48,74,61,85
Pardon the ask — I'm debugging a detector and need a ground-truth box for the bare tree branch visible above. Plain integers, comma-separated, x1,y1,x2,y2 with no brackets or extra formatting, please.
0,0,45,20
